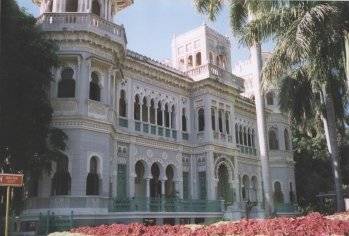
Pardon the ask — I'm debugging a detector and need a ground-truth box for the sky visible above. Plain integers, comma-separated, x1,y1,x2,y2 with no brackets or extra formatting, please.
17,0,274,67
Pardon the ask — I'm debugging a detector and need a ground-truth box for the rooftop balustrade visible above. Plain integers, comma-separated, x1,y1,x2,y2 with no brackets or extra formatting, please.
36,13,127,46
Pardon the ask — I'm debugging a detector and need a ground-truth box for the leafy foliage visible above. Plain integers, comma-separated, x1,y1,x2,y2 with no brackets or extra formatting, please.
0,1,67,181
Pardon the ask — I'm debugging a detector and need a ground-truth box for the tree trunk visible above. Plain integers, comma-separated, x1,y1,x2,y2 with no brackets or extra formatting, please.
345,32,349,91
322,90,344,212
250,42,273,217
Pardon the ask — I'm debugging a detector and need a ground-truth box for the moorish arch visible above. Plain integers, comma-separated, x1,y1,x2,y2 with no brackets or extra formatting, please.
165,164,176,198
214,156,235,204
134,160,148,197
150,162,164,198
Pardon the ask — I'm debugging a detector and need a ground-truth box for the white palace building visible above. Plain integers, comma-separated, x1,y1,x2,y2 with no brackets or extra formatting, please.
20,0,297,228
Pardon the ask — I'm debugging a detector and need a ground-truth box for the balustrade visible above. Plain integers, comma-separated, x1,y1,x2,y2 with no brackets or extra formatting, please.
109,197,223,213
36,13,126,46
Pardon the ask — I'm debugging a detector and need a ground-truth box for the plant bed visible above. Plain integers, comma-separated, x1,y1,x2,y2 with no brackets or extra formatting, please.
49,212,349,236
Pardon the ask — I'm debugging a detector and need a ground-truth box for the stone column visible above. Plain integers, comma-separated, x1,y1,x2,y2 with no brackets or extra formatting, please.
127,82,134,130
162,107,165,127
206,151,216,200
145,178,151,198
161,179,166,197
78,57,90,115
204,98,212,141
215,108,219,134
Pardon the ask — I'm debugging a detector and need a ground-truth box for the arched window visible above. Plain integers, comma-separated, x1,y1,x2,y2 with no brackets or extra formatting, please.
51,156,71,196
66,0,78,12
273,181,284,205
243,127,247,146
195,52,202,66
266,92,274,105
187,55,193,67
134,95,141,120
242,175,250,201
235,124,239,144
251,129,255,147
47,0,53,12
91,0,101,16
182,108,187,131
220,55,226,69
247,128,252,147
269,129,279,150
211,108,216,131
89,72,101,101
165,166,175,198
284,129,290,150
225,112,230,134
58,67,75,98
150,99,155,124
239,125,243,145
164,104,170,128
251,176,258,202
142,97,148,122
198,108,205,131
289,182,295,204
86,156,99,195
209,52,214,64
119,90,127,117
216,56,220,67
171,105,175,129
157,101,163,126
218,110,223,132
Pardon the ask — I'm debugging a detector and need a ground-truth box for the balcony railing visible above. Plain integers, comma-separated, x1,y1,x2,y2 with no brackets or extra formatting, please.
132,120,178,140
237,144,257,156
109,197,223,213
36,13,127,46
275,203,298,213
186,63,244,91
24,196,109,210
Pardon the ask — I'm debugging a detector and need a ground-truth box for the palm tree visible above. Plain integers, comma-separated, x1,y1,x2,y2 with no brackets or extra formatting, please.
194,0,275,216
242,1,348,211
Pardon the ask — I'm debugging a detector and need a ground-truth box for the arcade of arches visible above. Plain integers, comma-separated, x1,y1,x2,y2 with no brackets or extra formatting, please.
134,161,178,199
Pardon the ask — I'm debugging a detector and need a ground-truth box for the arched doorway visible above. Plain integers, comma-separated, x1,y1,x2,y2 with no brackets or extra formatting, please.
217,164,231,205
91,0,101,16
273,181,284,207
86,156,100,195
150,163,161,198
165,165,175,198
135,161,146,197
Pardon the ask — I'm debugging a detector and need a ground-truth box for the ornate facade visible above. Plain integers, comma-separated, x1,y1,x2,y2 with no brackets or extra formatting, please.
21,0,296,227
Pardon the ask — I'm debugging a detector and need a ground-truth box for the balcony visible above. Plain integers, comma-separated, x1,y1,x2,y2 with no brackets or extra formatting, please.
134,120,178,141
186,63,244,91
36,13,127,47
110,197,224,213
51,98,78,116
237,144,257,156
23,196,109,215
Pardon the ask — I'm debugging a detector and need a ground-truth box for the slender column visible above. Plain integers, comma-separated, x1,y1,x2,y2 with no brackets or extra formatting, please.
139,100,143,122
215,108,219,133
145,178,150,198
147,102,150,123
154,103,158,126
169,111,172,129
161,179,166,196
78,57,90,115
206,151,215,200
162,108,165,127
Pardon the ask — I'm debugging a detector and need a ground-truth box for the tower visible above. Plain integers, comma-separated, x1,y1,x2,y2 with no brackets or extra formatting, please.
171,24,233,82
29,0,133,205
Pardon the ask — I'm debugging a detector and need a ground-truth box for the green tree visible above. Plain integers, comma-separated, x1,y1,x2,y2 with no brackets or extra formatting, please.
0,0,67,213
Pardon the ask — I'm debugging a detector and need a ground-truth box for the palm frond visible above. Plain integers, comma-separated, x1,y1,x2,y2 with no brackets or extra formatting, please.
193,0,224,21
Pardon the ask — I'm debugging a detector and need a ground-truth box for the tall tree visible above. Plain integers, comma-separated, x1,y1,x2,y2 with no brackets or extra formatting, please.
242,1,349,211
194,0,274,216
0,0,67,204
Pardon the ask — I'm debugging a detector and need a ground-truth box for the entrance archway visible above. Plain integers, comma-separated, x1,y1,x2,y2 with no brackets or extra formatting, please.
150,163,161,198
217,164,231,204
165,165,175,198
135,161,146,197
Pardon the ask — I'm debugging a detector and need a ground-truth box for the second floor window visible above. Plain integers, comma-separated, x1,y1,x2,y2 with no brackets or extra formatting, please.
198,108,205,131
58,67,75,98
119,90,127,117
89,72,101,101
182,108,187,131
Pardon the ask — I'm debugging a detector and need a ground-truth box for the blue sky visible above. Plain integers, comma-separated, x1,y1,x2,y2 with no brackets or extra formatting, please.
18,0,273,66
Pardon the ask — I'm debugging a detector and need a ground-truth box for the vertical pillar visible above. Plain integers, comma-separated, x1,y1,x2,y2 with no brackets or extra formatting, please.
204,98,212,141
161,179,166,196
215,108,219,133
145,178,150,198
127,82,134,130
154,103,158,126
206,151,215,200
162,108,165,127
78,57,90,115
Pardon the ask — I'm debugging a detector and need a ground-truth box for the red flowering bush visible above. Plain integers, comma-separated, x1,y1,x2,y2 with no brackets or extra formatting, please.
70,212,349,236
